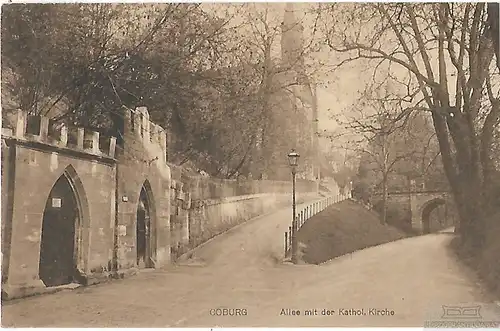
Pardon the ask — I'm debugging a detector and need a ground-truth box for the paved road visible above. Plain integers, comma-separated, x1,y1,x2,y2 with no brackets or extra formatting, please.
2,200,498,327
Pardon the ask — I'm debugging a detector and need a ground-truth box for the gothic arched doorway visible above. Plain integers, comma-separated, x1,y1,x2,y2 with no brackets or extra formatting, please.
39,173,80,287
136,183,154,268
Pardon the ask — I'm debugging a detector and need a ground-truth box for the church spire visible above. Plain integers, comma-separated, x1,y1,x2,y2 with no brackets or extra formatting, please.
281,3,304,72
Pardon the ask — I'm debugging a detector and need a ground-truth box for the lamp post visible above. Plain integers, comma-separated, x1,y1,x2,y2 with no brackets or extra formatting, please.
288,149,300,264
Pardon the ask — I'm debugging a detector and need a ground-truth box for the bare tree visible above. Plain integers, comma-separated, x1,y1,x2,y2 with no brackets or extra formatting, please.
2,4,267,177
345,86,420,223
319,3,500,246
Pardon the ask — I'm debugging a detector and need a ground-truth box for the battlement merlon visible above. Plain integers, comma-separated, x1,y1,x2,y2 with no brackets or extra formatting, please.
2,109,117,159
121,106,168,163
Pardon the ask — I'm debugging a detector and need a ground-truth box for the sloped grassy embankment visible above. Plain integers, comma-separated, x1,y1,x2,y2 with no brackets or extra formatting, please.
297,199,411,264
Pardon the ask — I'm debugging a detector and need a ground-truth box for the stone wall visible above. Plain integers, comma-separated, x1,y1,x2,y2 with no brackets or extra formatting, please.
372,194,413,232
1,110,117,298
1,107,319,299
168,163,318,259
114,106,172,271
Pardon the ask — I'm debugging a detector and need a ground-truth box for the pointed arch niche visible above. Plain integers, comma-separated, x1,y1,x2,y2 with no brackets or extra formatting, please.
136,179,157,268
39,165,90,286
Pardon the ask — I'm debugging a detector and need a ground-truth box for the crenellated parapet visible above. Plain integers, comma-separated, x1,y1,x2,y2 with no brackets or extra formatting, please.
122,106,168,163
1,109,117,159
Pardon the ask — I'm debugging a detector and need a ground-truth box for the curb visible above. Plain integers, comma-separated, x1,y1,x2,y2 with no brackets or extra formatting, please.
2,282,83,302
1,268,153,301
318,234,418,266
176,194,322,264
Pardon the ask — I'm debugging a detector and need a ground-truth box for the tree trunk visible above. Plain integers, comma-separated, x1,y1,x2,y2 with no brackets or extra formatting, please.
381,135,388,225
444,125,485,248
381,173,388,225
487,3,500,71
480,101,500,214
429,104,487,248
454,169,486,251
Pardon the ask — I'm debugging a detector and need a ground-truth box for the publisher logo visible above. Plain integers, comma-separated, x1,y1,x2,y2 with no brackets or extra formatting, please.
424,303,500,328
441,305,482,319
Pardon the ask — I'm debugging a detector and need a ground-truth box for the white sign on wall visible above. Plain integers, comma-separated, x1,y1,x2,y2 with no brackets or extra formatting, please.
118,225,127,236
52,198,62,208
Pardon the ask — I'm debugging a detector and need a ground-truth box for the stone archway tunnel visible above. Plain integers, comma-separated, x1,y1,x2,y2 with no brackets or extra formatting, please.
373,190,456,234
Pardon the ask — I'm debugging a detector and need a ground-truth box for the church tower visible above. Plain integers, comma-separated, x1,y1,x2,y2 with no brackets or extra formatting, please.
279,3,320,181
281,3,305,76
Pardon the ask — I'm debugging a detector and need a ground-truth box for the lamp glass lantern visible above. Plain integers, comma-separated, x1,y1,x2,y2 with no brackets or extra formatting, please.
287,150,300,167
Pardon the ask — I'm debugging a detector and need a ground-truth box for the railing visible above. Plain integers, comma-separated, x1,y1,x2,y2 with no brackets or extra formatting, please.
284,192,351,258
372,190,449,196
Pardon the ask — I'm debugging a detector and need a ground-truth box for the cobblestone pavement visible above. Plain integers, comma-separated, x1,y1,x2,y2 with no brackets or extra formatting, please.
2,200,497,327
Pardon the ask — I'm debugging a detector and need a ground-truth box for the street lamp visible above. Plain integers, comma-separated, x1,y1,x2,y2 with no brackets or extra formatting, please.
287,149,300,263
288,150,300,168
